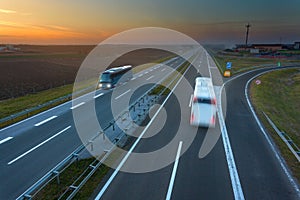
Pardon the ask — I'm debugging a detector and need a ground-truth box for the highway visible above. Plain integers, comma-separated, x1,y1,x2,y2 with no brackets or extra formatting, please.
0,53,188,199
0,47,299,200
92,59,300,199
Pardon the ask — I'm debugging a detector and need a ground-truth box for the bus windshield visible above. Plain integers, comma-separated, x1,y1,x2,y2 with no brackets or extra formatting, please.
100,73,111,82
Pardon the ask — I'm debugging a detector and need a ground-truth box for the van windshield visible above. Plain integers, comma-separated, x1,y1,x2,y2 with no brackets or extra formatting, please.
100,73,111,82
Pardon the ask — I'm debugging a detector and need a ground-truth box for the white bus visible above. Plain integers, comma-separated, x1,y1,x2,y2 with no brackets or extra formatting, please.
190,77,217,127
98,65,133,89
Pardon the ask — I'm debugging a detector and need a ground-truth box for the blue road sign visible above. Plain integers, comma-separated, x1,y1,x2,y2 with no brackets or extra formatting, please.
226,62,232,69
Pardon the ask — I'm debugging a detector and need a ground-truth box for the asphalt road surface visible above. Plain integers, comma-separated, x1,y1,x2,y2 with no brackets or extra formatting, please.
93,62,300,199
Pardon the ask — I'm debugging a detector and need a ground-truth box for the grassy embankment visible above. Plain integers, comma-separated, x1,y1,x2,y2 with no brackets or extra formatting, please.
250,68,300,181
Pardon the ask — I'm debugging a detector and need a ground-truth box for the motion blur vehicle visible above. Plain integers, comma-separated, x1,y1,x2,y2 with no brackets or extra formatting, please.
190,77,216,127
98,65,133,89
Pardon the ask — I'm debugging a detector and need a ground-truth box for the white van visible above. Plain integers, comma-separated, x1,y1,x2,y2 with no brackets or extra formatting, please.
190,77,217,127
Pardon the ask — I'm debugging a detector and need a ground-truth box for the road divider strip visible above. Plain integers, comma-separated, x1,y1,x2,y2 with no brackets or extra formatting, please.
34,116,57,127
70,102,85,110
8,126,71,165
0,136,13,145
165,141,183,200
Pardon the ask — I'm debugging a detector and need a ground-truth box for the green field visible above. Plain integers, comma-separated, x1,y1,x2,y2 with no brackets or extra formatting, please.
250,68,300,180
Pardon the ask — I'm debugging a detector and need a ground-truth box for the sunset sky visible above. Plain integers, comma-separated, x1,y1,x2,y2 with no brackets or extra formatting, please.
0,0,299,45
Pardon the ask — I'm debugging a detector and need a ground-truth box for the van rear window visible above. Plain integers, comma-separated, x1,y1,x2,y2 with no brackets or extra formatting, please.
193,97,216,104
193,97,210,104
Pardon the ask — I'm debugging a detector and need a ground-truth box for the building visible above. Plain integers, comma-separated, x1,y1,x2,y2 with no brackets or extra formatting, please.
235,44,284,53
252,44,283,52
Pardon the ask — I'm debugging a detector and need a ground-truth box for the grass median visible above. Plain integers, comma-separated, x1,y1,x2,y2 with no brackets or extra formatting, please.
250,68,300,181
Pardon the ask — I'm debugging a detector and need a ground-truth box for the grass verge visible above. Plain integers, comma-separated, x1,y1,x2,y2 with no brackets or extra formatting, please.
0,84,73,128
0,84,73,119
250,68,300,181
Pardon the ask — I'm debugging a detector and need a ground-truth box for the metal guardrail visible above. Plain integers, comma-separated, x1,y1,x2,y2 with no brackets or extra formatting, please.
0,85,95,126
0,94,71,124
263,112,300,162
17,56,192,200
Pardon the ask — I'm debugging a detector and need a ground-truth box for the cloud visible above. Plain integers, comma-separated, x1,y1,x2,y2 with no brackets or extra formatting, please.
35,25,72,32
0,8,17,14
0,8,32,16
0,20,26,28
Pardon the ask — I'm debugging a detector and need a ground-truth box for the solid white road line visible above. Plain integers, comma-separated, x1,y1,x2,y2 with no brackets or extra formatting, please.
165,141,183,200
94,93,104,99
0,137,13,145
94,64,192,200
218,84,245,200
146,75,154,81
8,126,71,165
70,102,85,110
34,116,57,127
115,89,131,100
206,52,212,78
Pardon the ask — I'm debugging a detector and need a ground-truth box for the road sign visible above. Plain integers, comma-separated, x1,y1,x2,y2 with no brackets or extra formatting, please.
226,62,232,69
255,80,261,85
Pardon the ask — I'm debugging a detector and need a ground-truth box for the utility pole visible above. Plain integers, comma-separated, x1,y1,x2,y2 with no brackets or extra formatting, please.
245,23,251,46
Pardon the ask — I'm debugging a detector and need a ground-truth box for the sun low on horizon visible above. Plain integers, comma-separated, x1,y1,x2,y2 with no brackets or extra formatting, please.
0,0,300,45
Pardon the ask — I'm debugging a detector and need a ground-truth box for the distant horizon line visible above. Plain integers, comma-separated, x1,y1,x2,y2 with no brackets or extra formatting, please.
0,41,299,46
